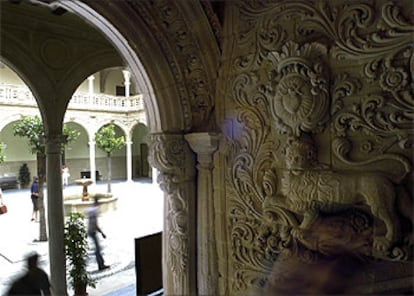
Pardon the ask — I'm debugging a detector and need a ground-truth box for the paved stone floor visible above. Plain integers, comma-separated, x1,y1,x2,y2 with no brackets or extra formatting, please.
0,179,164,296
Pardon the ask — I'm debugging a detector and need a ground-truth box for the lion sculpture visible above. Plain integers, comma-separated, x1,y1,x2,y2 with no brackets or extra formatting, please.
280,137,412,256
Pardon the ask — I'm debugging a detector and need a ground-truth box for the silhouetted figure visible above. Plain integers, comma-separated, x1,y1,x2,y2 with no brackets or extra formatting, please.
6,252,51,295
87,196,110,271
30,176,39,222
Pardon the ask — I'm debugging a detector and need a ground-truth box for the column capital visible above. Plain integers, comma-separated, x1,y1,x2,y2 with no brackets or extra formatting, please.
148,133,195,182
185,132,219,166
185,132,219,155
122,69,131,81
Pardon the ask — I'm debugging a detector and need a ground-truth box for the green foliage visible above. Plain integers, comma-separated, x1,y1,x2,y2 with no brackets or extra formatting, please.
95,124,125,155
18,163,31,187
64,212,96,289
13,115,80,155
63,124,81,145
0,142,6,163
13,115,45,155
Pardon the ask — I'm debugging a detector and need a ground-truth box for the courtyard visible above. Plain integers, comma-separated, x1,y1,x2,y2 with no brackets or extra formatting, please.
0,179,164,296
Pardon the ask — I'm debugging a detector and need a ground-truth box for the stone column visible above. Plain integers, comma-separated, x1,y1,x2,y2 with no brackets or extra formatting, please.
88,75,95,96
126,139,133,182
45,135,67,295
185,132,219,296
148,133,196,296
89,140,96,184
122,70,131,98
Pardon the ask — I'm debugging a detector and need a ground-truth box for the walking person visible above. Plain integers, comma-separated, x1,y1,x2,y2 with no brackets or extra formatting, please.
30,176,39,222
6,252,51,295
87,196,110,271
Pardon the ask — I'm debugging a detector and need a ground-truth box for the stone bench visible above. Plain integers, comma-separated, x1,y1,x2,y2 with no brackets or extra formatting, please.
0,176,18,190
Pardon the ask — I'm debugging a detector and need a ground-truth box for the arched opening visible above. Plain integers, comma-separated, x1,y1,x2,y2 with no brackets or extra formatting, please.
0,1,179,294
62,122,88,183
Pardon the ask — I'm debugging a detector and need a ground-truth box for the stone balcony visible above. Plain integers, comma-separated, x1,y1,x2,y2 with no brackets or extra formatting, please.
0,83,144,113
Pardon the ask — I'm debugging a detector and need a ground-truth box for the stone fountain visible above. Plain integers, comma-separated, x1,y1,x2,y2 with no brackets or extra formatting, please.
75,178,93,201
63,178,118,215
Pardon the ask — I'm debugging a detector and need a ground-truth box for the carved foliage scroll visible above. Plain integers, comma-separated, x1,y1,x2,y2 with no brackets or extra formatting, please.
129,0,215,131
226,71,280,291
224,1,413,294
148,134,195,275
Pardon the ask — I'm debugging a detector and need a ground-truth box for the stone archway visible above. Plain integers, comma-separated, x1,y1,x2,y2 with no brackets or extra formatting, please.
1,1,221,294
57,1,177,134
54,3,220,296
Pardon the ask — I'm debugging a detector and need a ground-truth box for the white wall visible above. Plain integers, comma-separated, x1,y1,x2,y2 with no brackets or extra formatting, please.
0,64,25,84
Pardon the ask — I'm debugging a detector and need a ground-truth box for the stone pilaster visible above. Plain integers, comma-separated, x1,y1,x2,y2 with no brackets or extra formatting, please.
185,132,220,296
45,135,67,296
148,133,196,296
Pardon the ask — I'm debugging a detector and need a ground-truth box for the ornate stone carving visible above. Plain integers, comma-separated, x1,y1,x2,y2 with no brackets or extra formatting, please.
127,0,216,131
223,0,413,294
268,41,330,137
226,69,280,291
277,136,412,259
200,1,223,51
147,133,196,293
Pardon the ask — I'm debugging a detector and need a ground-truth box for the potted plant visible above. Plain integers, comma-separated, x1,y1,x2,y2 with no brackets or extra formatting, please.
18,163,31,188
64,212,96,296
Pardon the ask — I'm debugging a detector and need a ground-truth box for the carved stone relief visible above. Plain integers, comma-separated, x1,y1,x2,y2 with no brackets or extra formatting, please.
221,1,413,294
147,133,196,295
127,0,217,131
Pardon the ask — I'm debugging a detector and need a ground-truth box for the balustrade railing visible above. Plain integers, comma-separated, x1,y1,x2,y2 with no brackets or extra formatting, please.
0,84,144,112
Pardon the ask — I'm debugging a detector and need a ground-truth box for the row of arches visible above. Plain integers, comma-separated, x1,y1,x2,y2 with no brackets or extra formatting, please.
0,63,152,184
0,116,151,184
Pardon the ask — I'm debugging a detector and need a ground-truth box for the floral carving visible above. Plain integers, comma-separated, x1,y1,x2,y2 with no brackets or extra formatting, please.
380,66,408,93
128,0,217,131
147,134,195,280
224,0,413,294
227,70,281,291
